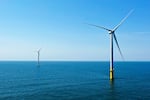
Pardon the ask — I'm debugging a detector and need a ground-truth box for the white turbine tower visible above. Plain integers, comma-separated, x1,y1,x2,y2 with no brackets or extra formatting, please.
37,48,41,66
87,10,133,80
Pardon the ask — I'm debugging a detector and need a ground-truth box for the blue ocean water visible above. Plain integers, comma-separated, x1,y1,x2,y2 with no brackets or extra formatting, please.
0,61,150,100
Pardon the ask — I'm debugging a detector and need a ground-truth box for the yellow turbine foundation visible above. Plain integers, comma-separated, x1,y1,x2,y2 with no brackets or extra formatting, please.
110,67,114,80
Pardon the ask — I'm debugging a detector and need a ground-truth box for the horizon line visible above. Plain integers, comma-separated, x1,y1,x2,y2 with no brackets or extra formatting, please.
0,60,149,62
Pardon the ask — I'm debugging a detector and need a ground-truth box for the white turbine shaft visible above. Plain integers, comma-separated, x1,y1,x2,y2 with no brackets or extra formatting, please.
110,32,114,71
37,49,41,65
38,51,40,64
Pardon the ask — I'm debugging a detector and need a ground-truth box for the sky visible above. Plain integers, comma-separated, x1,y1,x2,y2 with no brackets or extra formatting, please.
0,0,150,61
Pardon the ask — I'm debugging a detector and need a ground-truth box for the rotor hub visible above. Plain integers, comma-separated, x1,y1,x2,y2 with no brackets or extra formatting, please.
108,30,114,34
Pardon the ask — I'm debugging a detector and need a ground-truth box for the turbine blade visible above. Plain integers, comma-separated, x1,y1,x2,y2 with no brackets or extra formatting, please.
85,23,111,31
113,33,124,60
113,9,134,31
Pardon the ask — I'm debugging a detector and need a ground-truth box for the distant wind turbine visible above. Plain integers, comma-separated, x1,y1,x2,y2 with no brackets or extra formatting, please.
37,48,41,66
86,9,133,80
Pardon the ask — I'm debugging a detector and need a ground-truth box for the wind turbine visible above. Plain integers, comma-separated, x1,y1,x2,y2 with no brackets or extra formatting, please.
37,48,41,66
87,10,133,80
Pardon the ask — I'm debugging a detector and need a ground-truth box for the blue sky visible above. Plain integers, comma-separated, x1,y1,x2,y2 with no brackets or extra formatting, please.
0,0,150,61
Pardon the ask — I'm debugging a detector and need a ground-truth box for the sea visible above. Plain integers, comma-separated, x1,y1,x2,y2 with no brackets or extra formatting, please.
0,61,149,100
